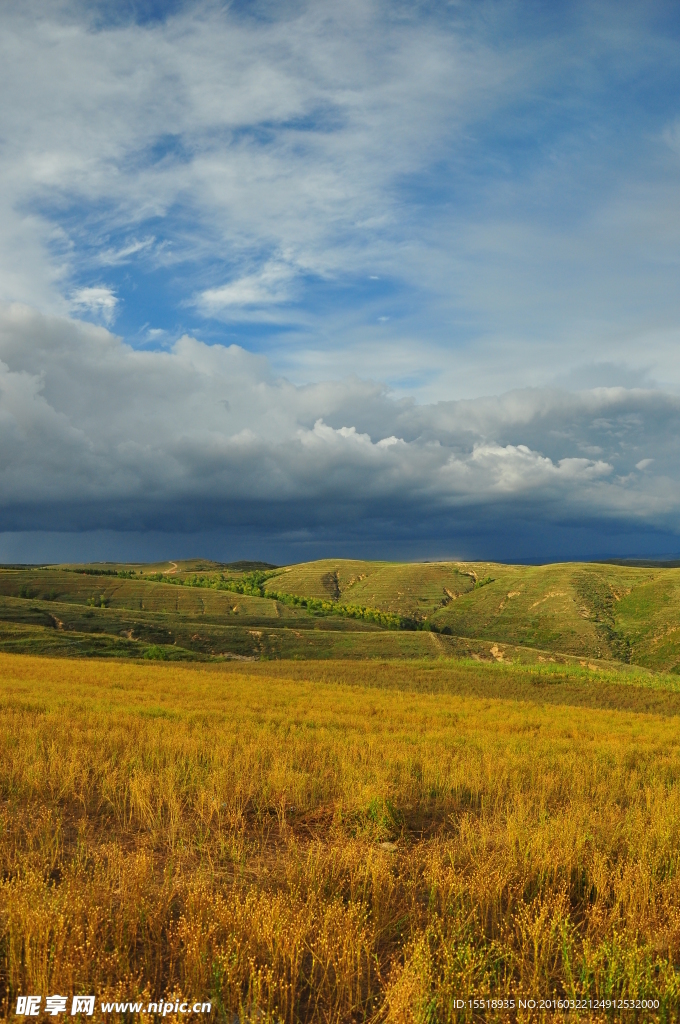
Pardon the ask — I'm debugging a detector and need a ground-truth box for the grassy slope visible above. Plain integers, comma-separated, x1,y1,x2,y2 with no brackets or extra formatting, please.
1,652,679,1020
1,558,680,669
265,559,475,613
265,558,680,671
0,568,285,617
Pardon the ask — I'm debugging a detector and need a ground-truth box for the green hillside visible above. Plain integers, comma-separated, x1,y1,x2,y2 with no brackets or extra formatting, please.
0,557,679,671
265,557,680,670
265,559,474,615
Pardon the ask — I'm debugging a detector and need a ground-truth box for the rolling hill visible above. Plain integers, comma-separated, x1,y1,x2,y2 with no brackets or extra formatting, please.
0,557,678,671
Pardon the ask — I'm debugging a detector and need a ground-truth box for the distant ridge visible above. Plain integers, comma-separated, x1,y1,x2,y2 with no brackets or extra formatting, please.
0,563,52,569
601,558,680,568
223,560,279,571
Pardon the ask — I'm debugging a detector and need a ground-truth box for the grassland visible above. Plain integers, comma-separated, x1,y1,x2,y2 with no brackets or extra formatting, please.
2,558,680,1020
1,652,680,1021
3,556,680,671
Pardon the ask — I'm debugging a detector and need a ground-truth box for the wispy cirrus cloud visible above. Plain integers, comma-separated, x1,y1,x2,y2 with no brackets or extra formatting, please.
197,261,296,315
97,236,156,267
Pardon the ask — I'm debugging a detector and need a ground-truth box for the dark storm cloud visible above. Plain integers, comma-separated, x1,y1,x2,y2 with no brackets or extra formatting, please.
1,305,679,557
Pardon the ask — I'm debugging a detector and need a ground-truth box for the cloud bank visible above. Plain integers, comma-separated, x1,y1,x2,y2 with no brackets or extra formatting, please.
1,305,679,561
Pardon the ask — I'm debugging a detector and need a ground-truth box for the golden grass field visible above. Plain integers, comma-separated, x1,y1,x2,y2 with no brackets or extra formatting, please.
2,652,680,1021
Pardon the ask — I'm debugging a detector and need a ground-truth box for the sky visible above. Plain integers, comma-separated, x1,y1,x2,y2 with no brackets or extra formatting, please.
1,0,680,564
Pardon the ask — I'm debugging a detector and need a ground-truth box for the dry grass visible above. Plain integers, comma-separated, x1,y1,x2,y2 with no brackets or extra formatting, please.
1,653,680,1021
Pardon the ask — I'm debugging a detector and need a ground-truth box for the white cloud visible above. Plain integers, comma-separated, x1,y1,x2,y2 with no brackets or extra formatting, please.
8,0,680,399
198,261,295,313
70,286,118,324
0,1,500,306
97,237,156,267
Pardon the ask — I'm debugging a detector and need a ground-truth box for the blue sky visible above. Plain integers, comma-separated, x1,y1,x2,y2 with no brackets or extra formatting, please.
1,0,680,562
